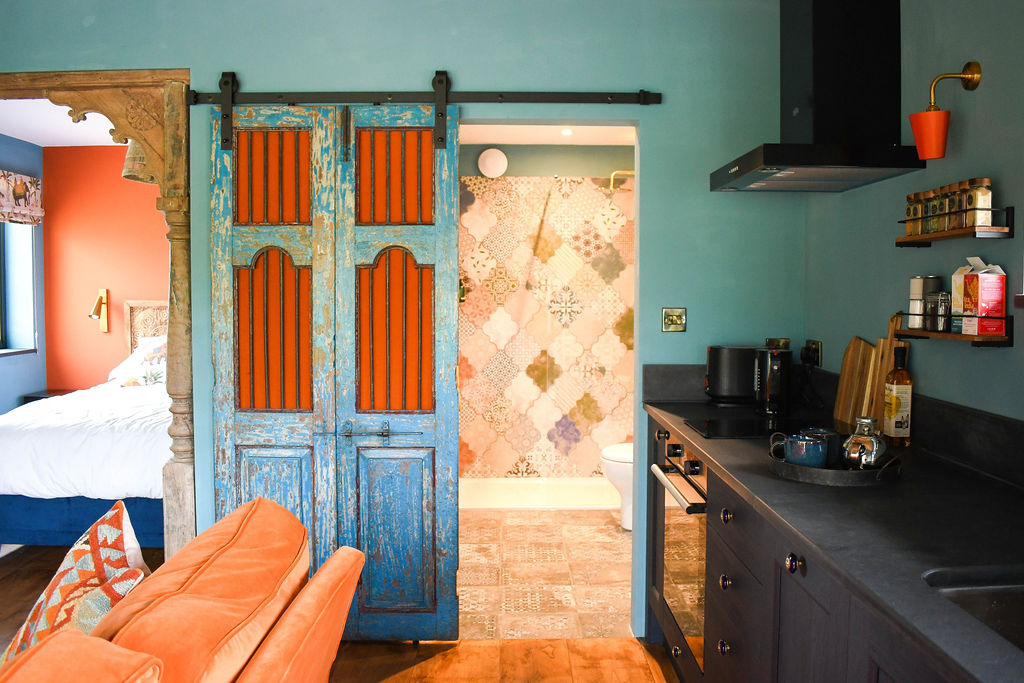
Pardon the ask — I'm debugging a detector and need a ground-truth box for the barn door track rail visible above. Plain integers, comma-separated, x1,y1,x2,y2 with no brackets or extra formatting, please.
188,71,662,150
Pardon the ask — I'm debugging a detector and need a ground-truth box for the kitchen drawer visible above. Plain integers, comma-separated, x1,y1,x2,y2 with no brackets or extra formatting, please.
706,471,771,583
706,525,768,625
704,587,769,683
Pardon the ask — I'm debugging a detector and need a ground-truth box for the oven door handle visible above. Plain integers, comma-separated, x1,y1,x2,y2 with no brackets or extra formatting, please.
651,464,707,515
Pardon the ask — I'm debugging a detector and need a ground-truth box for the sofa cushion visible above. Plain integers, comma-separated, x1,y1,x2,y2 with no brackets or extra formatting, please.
235,546,365,683
92,497,309,683
0,630,162,683
1,501,147,663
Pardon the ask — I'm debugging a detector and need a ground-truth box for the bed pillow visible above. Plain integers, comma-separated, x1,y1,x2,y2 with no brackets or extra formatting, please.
108,335,167,386
0,502,148,664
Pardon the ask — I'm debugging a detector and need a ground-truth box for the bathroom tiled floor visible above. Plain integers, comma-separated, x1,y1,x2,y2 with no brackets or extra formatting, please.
458,508,634,640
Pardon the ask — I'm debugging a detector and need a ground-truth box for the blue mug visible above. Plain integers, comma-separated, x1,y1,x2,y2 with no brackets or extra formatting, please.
769,432,828,468
800,427,843,469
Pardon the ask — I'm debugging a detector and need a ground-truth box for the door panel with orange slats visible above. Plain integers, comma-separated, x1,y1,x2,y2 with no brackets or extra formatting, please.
211,104,459,642
337,105,458,640
211,107,337,571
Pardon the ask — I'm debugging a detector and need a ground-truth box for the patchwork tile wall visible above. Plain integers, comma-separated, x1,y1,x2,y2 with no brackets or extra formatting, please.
458,177,634,477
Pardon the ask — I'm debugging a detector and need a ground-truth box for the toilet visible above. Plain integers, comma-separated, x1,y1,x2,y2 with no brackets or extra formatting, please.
600,443,634,531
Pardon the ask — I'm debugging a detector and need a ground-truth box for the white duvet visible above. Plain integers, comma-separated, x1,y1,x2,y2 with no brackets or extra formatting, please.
0,382,172,499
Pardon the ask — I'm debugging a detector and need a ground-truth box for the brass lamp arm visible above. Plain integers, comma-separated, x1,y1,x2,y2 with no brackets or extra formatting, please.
927,61,981,111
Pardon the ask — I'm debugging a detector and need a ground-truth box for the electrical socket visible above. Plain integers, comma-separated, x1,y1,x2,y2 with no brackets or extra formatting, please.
662,308,686,332
802,339,822,366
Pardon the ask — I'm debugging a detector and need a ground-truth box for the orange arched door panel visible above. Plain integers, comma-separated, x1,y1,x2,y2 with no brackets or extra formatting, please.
235,247,312,411
355,247,434,412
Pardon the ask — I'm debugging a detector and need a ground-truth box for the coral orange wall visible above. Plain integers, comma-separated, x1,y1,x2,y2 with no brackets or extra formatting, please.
42,146,168,390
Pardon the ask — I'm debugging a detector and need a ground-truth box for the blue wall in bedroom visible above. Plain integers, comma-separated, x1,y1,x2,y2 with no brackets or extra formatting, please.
8,0,810,636
0,134,45,415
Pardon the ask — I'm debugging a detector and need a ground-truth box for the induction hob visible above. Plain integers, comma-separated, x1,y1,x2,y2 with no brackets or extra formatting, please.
684,415,832,439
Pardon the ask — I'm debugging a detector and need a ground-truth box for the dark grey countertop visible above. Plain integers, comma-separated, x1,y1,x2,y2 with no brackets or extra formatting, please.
646,402,1024,683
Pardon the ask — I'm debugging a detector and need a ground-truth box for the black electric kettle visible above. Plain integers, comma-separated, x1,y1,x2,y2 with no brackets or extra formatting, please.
755,347,791,416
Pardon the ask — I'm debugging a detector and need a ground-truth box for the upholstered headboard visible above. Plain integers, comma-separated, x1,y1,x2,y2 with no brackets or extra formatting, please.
124,300,169,351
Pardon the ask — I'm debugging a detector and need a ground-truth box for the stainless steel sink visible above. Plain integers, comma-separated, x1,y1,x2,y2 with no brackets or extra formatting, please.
923,565,1024,651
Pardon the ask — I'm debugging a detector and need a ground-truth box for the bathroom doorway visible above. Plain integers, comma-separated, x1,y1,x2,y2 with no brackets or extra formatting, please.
455,123,637,639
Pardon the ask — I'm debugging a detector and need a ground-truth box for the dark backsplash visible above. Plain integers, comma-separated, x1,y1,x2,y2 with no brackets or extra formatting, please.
641,364,708,402
643,364,1024,490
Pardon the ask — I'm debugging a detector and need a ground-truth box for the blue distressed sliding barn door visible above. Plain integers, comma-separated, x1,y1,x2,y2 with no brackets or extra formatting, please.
211,106,338,567
211,104,458,640
337,105,458,639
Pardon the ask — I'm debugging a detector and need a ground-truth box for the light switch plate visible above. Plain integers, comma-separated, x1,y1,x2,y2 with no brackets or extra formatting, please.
662,307,686,332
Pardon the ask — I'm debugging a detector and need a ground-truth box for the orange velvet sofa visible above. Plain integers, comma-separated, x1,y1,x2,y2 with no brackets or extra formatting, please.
0,497,365,683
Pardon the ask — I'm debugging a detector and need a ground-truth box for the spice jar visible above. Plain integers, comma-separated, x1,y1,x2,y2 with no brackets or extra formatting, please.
966,177,993,227
921,190,935,233
910,192,923,235
925,292,951,332
950,180,968,230
939,185,953,231
935,291,950,332
905,193,923,236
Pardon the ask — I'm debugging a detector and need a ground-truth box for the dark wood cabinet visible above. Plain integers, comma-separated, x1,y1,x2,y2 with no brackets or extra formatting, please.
847,597,967,683
706,470,850,682
771,539,850,681
704,472,772,681
647,411,979,682
704,527,770,682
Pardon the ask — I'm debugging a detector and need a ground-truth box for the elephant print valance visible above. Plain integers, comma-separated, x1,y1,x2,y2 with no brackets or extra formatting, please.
0,171,43,225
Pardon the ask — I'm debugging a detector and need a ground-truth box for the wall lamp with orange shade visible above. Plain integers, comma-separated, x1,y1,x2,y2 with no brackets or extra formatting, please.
909,61,982,160
88,289,108,333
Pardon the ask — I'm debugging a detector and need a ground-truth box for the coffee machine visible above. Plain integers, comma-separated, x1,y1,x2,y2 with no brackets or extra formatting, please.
755,347,791,416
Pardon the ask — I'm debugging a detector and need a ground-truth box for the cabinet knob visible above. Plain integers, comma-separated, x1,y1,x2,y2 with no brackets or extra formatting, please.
667,443,683,457
785,553,805,574
720,508,734,524
719,574,732,590
656,429,670,441
717,640,732,655
671,646,681,658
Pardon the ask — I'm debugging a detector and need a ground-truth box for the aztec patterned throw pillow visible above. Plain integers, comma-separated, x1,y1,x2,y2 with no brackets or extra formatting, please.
0,502,147,663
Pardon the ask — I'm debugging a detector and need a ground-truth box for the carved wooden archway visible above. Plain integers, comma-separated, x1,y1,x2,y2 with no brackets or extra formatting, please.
0,70,195,556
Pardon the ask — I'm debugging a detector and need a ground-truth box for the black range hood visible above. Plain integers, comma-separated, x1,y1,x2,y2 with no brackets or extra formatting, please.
710,0,925,192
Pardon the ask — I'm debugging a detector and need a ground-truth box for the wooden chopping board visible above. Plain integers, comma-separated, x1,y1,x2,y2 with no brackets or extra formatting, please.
833,337,875,428
866,315,909,424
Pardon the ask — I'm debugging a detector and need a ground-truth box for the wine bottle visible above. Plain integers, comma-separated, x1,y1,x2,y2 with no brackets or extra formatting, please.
883,346,912,447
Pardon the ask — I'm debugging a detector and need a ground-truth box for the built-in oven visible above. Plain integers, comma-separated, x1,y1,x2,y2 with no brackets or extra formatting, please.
648,425,707,681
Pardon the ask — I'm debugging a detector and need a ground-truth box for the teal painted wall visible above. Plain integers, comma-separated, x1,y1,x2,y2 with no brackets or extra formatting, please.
0,134,45,415
459,144,634,177
805,1,1024,421
7,0,811,636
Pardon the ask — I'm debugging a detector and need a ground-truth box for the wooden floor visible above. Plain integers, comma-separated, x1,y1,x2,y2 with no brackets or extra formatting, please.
2,546,676,681
333,638,675,682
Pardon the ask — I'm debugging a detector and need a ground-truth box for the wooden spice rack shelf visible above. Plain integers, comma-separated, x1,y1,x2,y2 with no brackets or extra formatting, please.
894,313,1013,347
895,206,1014,247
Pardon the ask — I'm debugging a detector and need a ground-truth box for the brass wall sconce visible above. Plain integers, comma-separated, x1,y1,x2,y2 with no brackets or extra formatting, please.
89,289,109,333
909,61,982,160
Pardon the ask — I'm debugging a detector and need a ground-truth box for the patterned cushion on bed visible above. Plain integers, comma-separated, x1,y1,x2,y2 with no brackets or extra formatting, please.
0,502,147,664
108,336,167,386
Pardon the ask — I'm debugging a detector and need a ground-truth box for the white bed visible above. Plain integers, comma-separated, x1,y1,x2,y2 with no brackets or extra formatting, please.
0,381,171,499
0,301,171,548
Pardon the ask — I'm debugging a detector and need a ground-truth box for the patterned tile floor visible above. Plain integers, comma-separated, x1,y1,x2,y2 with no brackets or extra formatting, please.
458,508,633,640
